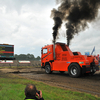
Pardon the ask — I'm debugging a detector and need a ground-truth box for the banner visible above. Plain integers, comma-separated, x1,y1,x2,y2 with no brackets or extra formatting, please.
91,46,95,55
0,60,13,63
19,61,30,63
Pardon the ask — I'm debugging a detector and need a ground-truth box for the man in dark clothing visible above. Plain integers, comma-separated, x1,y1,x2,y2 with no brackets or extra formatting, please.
24,84,44,100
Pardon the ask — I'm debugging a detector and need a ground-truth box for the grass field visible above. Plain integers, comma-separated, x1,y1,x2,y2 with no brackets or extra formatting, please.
0,72,100,100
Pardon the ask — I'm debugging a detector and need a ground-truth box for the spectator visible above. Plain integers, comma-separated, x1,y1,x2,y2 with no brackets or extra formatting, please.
24,84,44,100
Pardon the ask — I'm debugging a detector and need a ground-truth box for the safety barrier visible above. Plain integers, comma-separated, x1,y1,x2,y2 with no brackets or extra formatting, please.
0,60,41,67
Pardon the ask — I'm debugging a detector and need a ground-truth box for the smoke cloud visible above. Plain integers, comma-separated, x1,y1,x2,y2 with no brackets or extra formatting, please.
51,0,100,46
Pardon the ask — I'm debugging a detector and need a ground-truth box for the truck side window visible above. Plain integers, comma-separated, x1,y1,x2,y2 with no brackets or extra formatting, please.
60,44,68,51
43,49,47,54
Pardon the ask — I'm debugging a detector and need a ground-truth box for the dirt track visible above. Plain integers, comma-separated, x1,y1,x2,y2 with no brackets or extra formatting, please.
0,67,100,97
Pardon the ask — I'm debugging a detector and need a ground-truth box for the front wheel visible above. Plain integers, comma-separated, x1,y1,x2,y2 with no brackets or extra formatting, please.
45,65,52,74
68,63,81,78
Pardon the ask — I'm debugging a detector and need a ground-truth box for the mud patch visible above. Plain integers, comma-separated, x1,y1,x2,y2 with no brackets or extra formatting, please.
9,71,45,74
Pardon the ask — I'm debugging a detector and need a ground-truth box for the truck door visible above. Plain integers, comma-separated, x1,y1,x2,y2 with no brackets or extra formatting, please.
41,45,54,63
42,48,48,62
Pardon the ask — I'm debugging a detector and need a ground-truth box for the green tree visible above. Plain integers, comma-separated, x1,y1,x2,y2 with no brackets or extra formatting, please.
14,54,40,60
36,56,40,60
27,54,35,60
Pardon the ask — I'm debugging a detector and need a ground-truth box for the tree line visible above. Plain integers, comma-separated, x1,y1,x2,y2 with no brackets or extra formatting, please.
14,54,40,60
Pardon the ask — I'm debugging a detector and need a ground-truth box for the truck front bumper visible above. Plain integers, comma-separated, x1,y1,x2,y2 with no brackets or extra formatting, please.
82,65,99,74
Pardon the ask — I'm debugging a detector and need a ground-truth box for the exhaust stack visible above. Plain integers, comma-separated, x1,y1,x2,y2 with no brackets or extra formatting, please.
53,41,56,60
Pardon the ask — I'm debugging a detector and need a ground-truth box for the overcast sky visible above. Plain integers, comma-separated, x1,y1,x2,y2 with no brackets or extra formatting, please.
0,0,100,57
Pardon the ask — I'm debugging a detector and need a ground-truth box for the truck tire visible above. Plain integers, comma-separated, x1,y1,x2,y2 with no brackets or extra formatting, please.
45,65,52,74
68,63,81,78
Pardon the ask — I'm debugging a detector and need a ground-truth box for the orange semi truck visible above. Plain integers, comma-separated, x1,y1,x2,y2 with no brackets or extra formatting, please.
41,42,99,78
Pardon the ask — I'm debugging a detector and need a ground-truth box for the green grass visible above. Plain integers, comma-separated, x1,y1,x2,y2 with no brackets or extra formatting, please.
0,73,100,100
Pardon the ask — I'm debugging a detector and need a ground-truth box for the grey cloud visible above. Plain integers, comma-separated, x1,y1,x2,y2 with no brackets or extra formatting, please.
0,0,55,13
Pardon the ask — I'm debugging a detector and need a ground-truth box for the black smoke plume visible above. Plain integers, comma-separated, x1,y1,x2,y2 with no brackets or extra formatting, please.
51,0,100,46
51,9,64,43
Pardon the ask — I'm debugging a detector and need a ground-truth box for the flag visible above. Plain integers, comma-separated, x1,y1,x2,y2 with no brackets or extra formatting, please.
91,46,95,55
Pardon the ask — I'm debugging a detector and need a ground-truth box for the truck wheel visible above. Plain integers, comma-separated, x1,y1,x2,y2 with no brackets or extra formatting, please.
68,63,81,78
45,65,52,74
